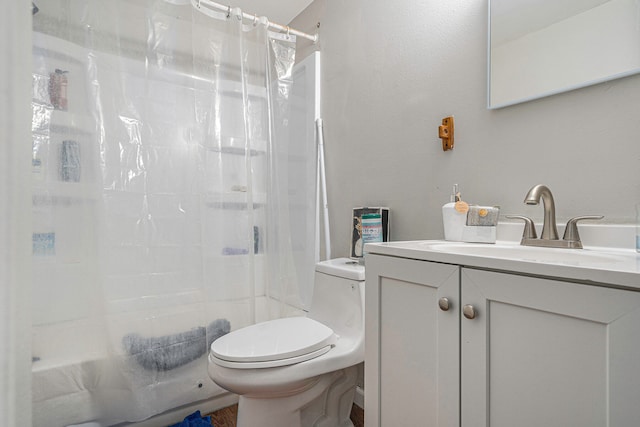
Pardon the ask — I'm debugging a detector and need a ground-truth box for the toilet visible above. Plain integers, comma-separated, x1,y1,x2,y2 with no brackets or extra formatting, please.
208,258,365,427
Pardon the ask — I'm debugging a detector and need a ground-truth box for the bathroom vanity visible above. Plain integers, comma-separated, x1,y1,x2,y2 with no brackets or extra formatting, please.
364,234,640,427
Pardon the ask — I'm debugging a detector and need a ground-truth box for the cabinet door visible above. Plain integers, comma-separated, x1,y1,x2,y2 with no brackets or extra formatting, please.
461,268,640,427
365,254,459,427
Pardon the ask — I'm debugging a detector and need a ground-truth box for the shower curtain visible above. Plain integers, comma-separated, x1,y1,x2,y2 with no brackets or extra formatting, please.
2,2,33,427
30,1,316,425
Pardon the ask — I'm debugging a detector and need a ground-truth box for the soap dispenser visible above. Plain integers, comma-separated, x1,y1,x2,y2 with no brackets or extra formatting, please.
442,184,468,241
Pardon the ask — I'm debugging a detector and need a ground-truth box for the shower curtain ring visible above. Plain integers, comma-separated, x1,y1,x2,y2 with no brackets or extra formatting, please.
286,26,290,38
253,14,258,26
226,5,231,18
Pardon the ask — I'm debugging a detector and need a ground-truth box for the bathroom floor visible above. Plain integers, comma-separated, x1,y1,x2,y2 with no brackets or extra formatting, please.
206,403,364,426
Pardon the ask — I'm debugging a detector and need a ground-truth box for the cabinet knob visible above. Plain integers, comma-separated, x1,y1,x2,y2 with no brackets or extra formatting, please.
463,304,477,319
438,297,450,311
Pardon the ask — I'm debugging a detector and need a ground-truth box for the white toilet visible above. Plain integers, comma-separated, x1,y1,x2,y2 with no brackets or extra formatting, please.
208,258,365,427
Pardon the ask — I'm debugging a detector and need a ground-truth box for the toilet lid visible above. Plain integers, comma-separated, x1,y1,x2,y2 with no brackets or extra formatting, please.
211,317,337,365
210,345,332,369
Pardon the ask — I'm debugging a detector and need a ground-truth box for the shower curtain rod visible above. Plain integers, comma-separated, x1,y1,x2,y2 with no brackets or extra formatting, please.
191,0,319,43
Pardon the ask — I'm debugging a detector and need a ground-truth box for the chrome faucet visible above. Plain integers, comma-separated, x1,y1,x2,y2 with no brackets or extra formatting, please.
507,184,603,249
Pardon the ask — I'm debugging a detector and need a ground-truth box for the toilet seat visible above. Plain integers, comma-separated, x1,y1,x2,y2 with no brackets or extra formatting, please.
211,317,337,369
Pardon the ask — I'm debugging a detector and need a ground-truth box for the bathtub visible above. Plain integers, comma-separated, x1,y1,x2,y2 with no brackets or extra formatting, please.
31,294,298,427
30,312,231,427
32,346,229,427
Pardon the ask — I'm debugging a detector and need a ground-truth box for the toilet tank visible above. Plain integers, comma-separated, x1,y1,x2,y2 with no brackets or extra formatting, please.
309,258,365,336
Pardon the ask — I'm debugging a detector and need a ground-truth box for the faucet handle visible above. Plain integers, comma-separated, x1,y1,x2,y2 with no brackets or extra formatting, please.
506,215,537,239
562,216,604,243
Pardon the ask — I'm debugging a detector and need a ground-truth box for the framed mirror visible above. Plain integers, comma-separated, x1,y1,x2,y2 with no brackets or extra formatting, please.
488,0,640,109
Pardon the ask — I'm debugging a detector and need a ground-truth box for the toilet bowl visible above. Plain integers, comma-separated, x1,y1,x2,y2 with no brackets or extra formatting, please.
208,258,365,427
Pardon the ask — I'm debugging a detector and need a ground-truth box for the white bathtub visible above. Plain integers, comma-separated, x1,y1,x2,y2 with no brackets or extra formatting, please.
31,295,296,427
32,352,230,427
31,314,230,427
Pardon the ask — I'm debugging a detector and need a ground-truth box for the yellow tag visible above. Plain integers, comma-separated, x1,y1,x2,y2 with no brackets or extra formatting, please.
454,200,469,213
478,208,488,217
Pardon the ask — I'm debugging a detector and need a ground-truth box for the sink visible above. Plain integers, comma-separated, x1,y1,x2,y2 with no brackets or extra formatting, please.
420,241,626,266
365,229,640,287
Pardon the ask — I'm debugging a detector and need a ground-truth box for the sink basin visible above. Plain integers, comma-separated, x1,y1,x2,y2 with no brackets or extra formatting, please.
420,242,626,266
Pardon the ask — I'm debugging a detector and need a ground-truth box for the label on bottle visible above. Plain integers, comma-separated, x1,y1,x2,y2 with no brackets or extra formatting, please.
32,157,42,174
60,140,80,182
49,69,68,111
33,232,55,256
455,200,470,213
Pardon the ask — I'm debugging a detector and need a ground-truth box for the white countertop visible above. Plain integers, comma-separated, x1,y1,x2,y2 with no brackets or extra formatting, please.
365,223,640,289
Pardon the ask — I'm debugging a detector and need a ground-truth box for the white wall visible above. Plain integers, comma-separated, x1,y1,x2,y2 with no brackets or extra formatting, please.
291,0,640,258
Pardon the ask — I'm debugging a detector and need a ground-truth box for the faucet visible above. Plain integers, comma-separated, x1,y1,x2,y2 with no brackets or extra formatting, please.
524,184,559,240
507,184,603,249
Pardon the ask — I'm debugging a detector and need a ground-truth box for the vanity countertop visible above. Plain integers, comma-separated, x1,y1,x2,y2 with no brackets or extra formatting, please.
365,224,640,289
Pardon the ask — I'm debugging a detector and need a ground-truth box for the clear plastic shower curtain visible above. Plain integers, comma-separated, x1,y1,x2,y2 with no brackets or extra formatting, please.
30,1,311,425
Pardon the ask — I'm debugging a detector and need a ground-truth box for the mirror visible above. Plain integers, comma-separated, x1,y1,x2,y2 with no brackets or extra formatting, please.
488,0,640,109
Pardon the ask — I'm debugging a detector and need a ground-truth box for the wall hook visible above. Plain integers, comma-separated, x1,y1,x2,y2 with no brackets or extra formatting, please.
439,116,454,151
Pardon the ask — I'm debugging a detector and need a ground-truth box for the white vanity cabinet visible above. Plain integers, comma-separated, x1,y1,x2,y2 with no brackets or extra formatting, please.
364,254,460,427
461,267,640,427
365,252,640,427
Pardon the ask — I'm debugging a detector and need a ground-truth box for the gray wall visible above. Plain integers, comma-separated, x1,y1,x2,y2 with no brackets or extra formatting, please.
291,0,640,258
